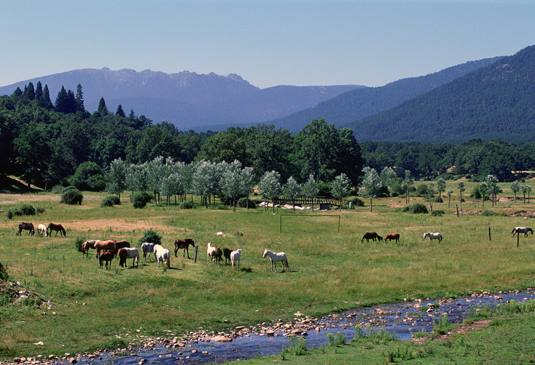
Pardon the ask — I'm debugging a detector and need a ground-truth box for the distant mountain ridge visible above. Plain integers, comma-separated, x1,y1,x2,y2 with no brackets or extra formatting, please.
0,68,362,129
344,45,535,144
267,57,502,132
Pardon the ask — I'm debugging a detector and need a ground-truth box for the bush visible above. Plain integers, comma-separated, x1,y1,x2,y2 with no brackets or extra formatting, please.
347,197,365,208
73,237,84,252
317,181,333,198
238,197,256,209
431,210,445,217
404,203,428,214
6,211,13,220
69,161,106,191
61,188,84,205
415,184,428,197
0,262,8,281
101,196,121,207
216,204,228,210
132,191,152,209
433,196,444,203
137,229,162,246
481,210,495,216
13,204,36,216
179,201,195,209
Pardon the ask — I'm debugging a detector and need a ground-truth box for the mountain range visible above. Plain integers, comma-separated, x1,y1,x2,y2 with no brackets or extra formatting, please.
0,69,362,130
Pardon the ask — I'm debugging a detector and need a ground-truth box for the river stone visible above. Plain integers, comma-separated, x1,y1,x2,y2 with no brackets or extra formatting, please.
266,330,274,336
212,335,232,342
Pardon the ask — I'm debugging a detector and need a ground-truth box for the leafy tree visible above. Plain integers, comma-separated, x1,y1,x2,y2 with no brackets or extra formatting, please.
484,174,502,207
302,174,319,211
125,162,149,193
220,160,243,212
69,161,105,191
479,181,489,208
196,129,247,165
259,170,282,213
360,167,382,212
106,158,128,199
331,173,352,211
426,182,435,211
13,122,51,188
510,180,521,203
436,177,446,200
239,166,255,210
191,160,218,207
283,176,301,211
446,189,454,208
522,184,532,203
457,181,466,206
401,170,413,204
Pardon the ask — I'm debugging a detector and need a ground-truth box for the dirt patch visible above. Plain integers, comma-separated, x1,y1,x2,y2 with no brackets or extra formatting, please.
412,320,491,344
65,218,177,232
388,203,404,208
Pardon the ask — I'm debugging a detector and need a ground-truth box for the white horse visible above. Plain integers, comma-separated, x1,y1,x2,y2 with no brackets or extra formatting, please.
423,232,443,243
511,227,534,237
141,242,155,262
37,224,48,237
207,242,217,262
230,249,241,268
154,244,170,268
263,249,290,272
118,247,140,267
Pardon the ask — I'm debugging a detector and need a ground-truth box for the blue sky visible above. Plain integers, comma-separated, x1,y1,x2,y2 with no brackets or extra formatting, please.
2,0,535,89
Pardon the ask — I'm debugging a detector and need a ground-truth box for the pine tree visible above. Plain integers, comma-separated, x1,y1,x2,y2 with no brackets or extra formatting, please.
24,82,35,100
116,104,126,118
41,85,54,109
75,84,85,112
35,81,43,102
98,97,108,116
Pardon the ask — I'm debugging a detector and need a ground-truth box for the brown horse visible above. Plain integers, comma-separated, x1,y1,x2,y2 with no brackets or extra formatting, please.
94,240,117,259
212,247,223,263
384,233,400,244
47,223,66,237
361,232,382,243
99,251,114,269
174,239,195,258
18,222,35,236
82,240,99,259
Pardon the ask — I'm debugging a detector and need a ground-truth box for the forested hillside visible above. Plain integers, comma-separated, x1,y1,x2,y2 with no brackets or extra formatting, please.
346,45,535,143
268,57,501,132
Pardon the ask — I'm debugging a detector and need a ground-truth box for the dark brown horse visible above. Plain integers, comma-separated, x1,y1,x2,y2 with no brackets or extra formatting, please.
47,223,66,237
99,251,114,269
212,247,223,263
361,232,383,243
174,239,195,258
18,222,35,236
222,248,233,265
384,233,400,244
82,240,99,259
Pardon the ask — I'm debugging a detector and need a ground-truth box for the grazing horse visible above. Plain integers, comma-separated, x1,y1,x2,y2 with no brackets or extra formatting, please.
94,240,117,259
211,247,223,263
141,242,155,262
174,239,195,258
511,227,534,237
423,232,443,243
82,240,99,259
222,248,233,265
99,251,114,269
361,232,382,243
114,240,131,253
47,223,66,237
37,224,48,237
230,249,241,268
118,247,139,267
207,242,218,262
263,249,289,272
384,233,400,244
17,222,34,236
154,244,170,268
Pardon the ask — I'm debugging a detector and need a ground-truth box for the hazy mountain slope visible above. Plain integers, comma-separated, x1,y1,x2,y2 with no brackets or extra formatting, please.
269,57,501,132
0,69,362,128
344,45,535,144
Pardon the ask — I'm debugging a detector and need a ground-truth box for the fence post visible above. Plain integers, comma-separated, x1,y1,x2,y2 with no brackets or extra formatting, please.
517,234,520,248
194,245,198,263
488,226,491,241
280,215,282,233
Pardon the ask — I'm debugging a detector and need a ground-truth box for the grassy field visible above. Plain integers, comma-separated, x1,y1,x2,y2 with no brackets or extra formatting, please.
1,180,535,361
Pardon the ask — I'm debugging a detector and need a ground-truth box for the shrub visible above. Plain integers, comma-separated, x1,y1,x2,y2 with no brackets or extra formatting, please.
137,229,162,246
6,211,13,220
348,197,365,208
61,188,84,205
13,204,36,216
132,191,152,209
36,207,46,214
433,196,443,203
216,204,228,210
69,161,106,191
101,196,121,207
179,201,195,209
0,262,8,281
481,210,495,216
238,197,256,208
415,184,428,197
431,210,445,217
405,203,428,214
317,181,333,198
73,237,85,252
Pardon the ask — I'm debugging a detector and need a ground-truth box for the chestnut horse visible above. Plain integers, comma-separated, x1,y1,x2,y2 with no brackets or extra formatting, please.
99,251,114,269
174,239,195,258
47,223,66,237
17,222,34,236
361,232,382,243
94,240,117,259
118,247,139,267
384,233,400,244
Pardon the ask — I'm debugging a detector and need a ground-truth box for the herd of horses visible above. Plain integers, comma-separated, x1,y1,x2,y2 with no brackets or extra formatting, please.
17,222,66,237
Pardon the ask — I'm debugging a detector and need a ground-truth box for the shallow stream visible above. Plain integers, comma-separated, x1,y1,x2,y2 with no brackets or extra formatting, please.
78,290,535,364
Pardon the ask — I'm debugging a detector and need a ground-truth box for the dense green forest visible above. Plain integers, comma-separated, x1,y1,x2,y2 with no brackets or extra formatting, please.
2,81,535,194
346,45,535,144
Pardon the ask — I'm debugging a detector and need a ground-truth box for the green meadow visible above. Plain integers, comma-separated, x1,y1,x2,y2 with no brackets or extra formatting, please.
1,180,535,362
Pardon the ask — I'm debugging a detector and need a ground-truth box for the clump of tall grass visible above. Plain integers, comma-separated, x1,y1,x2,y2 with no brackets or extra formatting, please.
282,335,307,356
352,326,398,344
326,331,346,346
